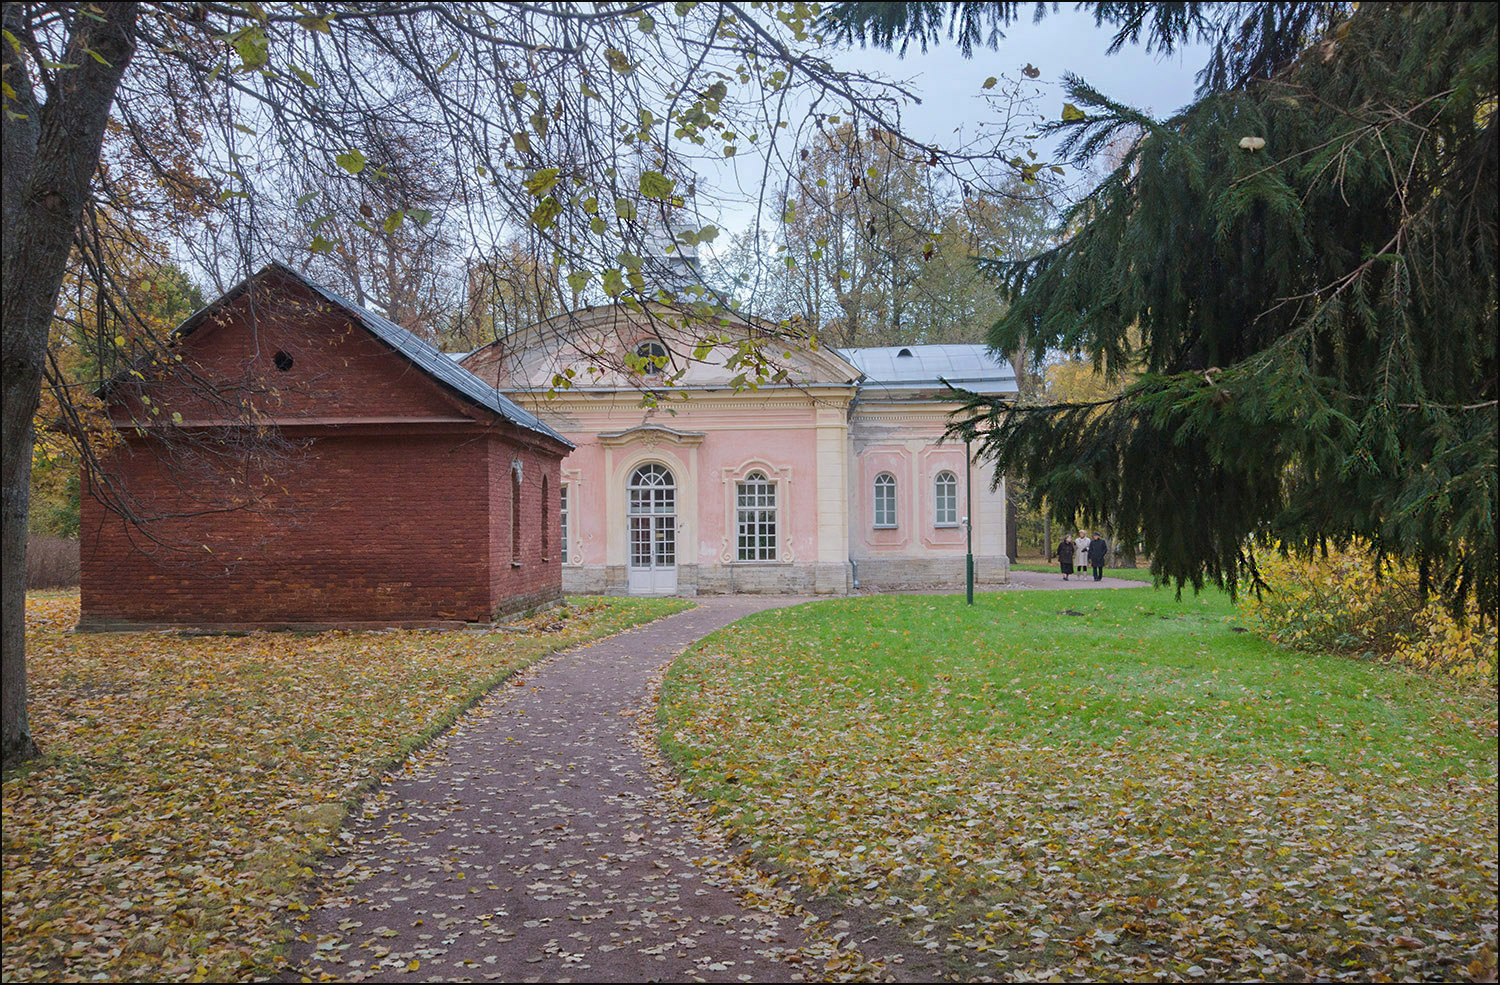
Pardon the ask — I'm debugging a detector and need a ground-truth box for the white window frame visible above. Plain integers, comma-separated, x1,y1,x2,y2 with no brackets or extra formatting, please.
873,472,898,528
634,340,668,376
559,483,569,564
735,470,778,561
627,463,676,569
934,470,959,527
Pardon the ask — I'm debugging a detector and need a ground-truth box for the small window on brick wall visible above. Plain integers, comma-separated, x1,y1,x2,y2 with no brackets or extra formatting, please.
511,466,522,564
541,476,550,559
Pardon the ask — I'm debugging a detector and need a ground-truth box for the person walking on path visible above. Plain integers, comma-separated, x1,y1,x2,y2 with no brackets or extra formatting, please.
1074,532,1090,573
1087,532,1110,581
1055,536,1076,580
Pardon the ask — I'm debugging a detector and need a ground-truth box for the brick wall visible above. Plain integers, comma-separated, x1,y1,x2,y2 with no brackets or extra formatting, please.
110,272,462,427
80,429,499,628
486,435,563,618
79,268,569,629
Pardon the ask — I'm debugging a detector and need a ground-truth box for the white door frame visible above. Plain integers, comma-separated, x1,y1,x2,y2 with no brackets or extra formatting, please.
626,463,678,594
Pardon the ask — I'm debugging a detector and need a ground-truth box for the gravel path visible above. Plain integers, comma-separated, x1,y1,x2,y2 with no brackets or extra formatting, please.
284,596,871,984
1003,568,1152,590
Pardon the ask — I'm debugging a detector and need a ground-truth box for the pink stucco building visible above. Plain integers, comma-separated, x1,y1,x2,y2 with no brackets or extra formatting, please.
461,304,1017,596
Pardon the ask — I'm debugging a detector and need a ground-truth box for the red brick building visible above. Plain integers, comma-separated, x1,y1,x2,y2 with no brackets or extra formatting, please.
79,263,573,630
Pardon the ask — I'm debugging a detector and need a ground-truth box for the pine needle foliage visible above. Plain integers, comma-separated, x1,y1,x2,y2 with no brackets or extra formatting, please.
821,2,1209,64
950,2,1497,617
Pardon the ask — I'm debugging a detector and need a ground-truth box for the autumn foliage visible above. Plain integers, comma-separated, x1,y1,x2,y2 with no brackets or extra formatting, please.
2,592,687,981
1245,549,1498,685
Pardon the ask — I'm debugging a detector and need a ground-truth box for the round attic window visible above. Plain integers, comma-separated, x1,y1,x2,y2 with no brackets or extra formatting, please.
897,347,914,357
634,340,667,375
273,350,294,372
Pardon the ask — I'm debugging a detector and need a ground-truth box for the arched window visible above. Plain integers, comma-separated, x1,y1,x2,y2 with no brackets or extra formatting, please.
511,465,523,564
634,340,668,375
934,470,958,526
735,470,777,561
541,476,550,558
873,473,897,528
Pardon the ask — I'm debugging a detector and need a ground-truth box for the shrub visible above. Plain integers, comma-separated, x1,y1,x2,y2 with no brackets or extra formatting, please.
28,455,80,538
26,536,80,589
1245,548,1497,685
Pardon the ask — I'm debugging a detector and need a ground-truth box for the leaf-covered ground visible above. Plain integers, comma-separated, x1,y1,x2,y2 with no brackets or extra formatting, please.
660,591,1499,982
2,591,689,983
284,595,887,984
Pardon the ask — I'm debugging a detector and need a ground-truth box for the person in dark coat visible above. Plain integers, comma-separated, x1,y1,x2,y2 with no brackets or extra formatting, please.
1087,532,1109,581
1055,537,1076,580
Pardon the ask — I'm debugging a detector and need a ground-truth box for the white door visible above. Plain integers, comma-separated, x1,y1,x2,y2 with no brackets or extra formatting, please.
626,463,678,595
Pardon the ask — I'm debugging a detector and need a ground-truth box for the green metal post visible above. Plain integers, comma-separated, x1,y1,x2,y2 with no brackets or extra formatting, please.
965,433,974,605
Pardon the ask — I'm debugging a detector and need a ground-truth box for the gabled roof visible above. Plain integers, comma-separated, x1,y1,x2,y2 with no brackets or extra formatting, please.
839,344,1018,398
166,262,572,448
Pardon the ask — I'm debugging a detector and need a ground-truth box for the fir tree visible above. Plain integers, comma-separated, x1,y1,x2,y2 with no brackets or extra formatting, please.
827,2,1498,615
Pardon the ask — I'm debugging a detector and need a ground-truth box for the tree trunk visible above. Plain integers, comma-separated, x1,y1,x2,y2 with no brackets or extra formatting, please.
1,3,139,765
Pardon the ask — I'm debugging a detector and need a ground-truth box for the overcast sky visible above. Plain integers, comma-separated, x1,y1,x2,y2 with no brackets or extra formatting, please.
700,5,1211,237
829,5,1208,141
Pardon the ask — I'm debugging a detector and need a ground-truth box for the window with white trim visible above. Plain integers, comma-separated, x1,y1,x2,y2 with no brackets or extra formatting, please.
873,473,897,528
736,471,777,561
934,470,958,526
559,484,569,563
634,340,668,375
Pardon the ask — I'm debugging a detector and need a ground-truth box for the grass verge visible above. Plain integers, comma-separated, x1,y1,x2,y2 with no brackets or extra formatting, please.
660,590,1498,982
3,592,691,982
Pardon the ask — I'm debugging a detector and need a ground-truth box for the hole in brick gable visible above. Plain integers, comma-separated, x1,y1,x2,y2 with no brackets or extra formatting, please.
273,350,294,372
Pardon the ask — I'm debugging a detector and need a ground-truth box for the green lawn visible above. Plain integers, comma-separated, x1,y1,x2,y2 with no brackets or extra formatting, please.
659,590,1498,982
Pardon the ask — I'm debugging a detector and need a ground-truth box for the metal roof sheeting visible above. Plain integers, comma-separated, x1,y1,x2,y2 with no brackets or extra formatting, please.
838,344,1018,396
